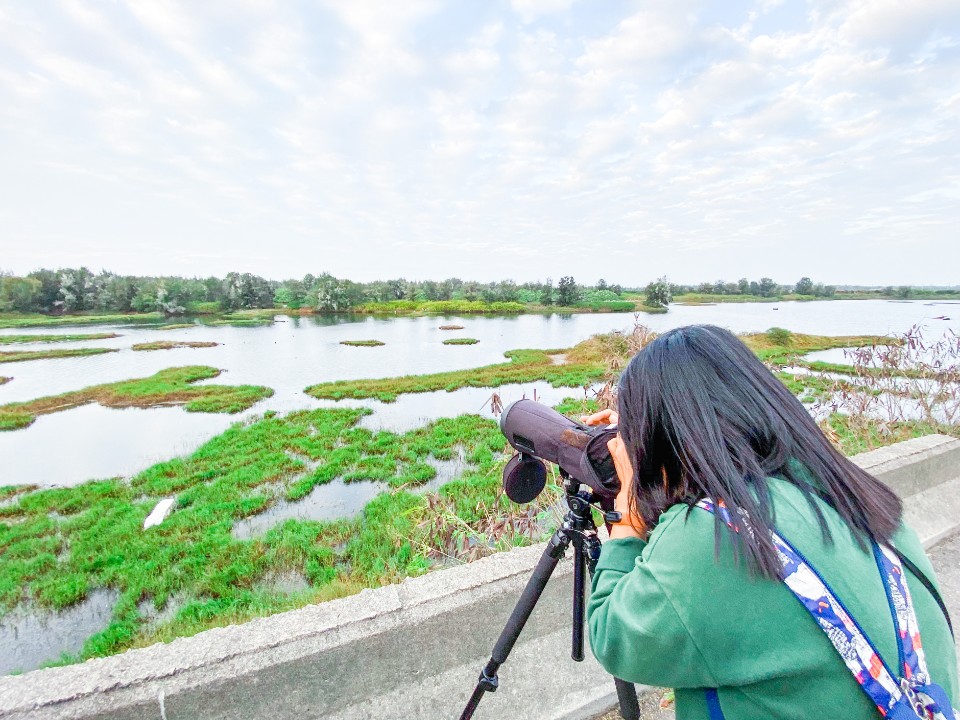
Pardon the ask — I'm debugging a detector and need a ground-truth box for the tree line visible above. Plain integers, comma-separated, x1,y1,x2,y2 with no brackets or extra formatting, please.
0,268,633,314
671,277,837,298
0,268,944,315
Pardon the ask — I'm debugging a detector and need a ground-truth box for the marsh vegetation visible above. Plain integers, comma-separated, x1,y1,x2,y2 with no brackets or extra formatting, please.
339,340,386,347
0,333,120,344
0,348,118,364
0,366,272,431
1,306,958,673
131,341,220,352
442,338,479,345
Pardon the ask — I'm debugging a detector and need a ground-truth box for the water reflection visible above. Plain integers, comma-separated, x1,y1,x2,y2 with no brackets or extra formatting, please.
0,588,118,675
231,451,473,538
232,479,388,538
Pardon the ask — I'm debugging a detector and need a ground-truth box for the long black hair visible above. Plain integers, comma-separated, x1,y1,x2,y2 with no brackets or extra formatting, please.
616,324,902,579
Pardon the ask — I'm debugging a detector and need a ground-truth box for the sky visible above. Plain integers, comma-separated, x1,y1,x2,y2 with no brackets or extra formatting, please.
0,0,958,287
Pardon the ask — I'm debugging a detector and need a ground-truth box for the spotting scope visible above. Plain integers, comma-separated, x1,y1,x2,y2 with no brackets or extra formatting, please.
499,399,622,504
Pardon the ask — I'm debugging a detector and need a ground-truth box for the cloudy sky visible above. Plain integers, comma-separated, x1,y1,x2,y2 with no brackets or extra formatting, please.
1,0,958,286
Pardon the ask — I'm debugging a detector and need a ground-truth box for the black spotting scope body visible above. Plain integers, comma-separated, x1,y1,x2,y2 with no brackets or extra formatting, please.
499,399,621,504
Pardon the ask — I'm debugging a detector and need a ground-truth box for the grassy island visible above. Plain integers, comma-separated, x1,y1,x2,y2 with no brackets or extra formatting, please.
442,338,479,346
0,377,10,386
306,342,604,402
0,348,118,364
149,323,196,331
339,340,386,347
0,333,120,344
132,341,220,352
0,366,272,431
0,312,164,329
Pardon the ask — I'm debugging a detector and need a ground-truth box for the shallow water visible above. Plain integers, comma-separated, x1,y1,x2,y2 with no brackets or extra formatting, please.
1,300,958,487
0,588,118,675
231,450,470,538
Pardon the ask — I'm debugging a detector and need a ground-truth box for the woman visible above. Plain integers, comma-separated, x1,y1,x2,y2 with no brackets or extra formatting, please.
584,325,957,720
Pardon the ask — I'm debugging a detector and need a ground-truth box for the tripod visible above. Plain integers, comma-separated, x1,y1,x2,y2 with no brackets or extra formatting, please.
458,473,640,720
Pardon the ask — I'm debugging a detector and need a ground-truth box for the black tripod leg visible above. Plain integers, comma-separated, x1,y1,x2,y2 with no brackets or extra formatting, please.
614,677,641,720
459,536,567,720
581,532,640,720
572,537,586,661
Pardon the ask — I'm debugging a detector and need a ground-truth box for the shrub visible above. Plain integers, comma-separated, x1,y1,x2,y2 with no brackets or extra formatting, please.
766,327,792,346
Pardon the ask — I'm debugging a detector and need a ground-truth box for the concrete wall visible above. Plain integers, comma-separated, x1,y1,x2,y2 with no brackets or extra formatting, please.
2,435,959,720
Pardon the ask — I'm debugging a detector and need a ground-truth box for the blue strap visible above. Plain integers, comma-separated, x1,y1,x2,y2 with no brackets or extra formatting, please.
697,499,959,720
704,688,724,719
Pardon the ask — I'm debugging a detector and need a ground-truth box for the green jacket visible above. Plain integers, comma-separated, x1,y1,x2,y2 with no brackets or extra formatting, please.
588,477,958,719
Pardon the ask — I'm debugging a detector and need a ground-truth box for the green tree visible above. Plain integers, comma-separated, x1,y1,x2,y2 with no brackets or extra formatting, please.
27,269,60,312
758,278,778,298
794,277,814,295
58,267,96,312
737,278,749,295
896,286,913,299
0,276,41,312
644,276,672,308
557,276,580,306
540,278,554,305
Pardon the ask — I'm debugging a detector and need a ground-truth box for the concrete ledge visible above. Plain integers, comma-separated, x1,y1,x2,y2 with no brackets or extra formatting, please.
2,435,959,720
850,433,960,497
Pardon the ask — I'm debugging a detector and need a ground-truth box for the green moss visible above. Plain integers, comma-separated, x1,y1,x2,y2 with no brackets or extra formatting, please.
0,348,118,364
0,366,272,431
0,333,120,344
442,338,479,345
339,340,386,347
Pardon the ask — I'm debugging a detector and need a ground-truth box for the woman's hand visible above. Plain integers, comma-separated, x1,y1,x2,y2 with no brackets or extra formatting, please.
580,409,619,427
606,433,646,540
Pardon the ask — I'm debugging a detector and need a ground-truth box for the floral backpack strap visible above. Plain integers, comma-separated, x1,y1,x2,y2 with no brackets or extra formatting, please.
697,499,959,720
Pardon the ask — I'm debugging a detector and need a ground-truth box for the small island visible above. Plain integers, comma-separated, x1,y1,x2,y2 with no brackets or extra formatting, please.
132,341,220,352
442,338,479,346
340,340,386,347
439,325,465,330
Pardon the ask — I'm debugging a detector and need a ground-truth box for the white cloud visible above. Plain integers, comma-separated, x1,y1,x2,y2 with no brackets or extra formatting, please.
0,0,957,284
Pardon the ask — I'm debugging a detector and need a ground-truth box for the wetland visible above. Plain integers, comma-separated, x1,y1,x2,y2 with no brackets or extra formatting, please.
1,299,959,673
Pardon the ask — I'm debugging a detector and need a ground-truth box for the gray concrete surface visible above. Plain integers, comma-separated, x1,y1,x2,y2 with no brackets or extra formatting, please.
1,435,959,720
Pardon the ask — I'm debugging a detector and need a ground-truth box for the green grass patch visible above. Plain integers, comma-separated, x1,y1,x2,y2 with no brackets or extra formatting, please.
0,312,164,329
0,333,120,344
0,348,118,364
306,339,606,402
339,340,385,347
823,414,960,456
442,338,479,346
0,406,530,665
132,341,220,352
573,301,636,312
0,377,10,386
0,366,272,431
742,331,887,368
354,300,525,315
148,323,196,331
